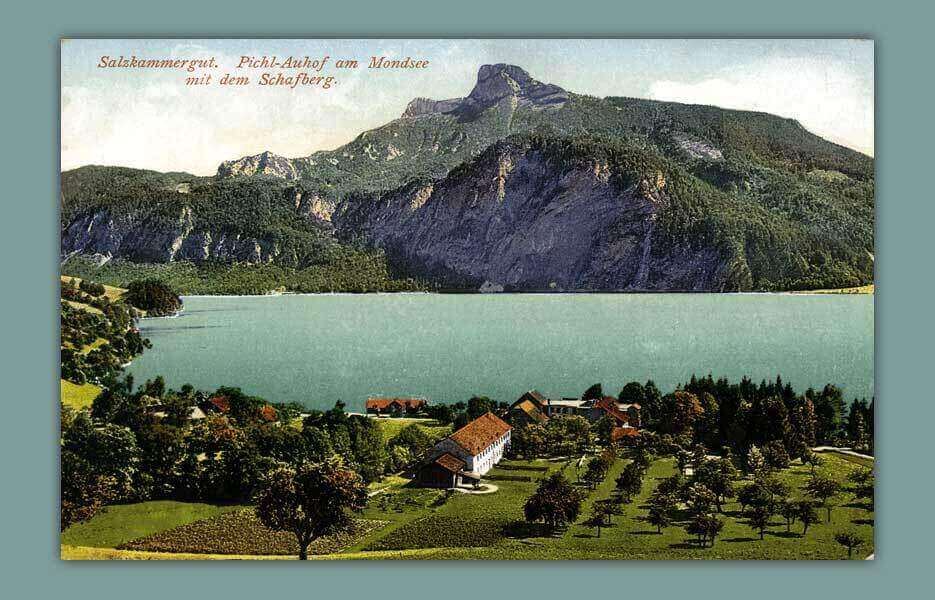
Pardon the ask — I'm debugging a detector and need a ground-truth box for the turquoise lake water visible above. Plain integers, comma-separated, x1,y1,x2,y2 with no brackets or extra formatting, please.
128,293,874,412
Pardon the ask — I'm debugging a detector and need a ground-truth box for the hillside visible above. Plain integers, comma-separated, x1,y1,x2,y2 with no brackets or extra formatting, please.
61,64,874,292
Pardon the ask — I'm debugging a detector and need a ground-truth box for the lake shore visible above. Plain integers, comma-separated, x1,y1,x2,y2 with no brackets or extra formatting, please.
171,288,875,300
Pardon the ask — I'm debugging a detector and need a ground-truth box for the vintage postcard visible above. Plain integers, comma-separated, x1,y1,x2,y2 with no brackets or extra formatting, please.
59,39,874,560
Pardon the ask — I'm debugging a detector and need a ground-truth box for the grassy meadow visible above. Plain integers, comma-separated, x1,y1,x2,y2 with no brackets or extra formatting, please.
61,453,872,560
60,379,101,411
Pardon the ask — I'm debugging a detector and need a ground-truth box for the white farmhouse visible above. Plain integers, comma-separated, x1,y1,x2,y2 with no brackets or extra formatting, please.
416,412,512,487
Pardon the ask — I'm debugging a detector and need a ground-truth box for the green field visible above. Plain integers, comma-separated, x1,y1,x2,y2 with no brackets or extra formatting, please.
60,379,101,410
376,418,452,443
61,501,240,548
60,275,127,302
61,454,872,560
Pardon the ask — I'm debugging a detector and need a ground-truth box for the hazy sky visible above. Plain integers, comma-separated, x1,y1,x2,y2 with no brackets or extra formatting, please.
61,39,874,175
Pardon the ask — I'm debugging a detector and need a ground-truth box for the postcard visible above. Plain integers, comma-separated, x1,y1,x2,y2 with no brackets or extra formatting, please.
60,38,874,560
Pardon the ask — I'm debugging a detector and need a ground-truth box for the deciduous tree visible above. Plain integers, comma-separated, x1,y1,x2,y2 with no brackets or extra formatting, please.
254,458,367,560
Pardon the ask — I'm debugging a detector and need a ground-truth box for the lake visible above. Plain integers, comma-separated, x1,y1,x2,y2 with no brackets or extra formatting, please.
128,293,874,412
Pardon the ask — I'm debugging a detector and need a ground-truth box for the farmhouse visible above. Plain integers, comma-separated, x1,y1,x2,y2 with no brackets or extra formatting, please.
365,397,427,416
508,390,549,426
416,412,512,487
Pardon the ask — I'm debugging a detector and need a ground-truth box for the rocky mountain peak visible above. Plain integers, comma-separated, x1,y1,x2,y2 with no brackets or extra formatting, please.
464,64,568,111
217,150,300,180
398,64,569,119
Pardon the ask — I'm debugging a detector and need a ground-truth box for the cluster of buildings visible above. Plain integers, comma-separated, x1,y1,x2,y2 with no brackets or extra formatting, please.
364,397,427,416
508,389,641,442
412,389,641,489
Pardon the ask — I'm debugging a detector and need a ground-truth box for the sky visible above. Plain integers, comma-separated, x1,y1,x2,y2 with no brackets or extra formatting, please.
61,39,874,175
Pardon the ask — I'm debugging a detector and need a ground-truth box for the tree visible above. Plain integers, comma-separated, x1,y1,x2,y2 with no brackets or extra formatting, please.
757,474,790,511
813,385,846,444
686,513,724,548
124,279,182,317
254,458,367,560
524,473,585,530
597,498,624,524
693,457,737,513
615,462,643,502
779,500,798,532
619,382,645,404
657,391,704,436
745,445,766,476
684,483,717,516
647,504,673,533
834,531,865,559
593,415,616,447
748,505,773,540
467,396,496,420
61,450,115,530
583,450,615,489
805,473,842,522
762,440,790,470
510,423,547,458
802,449,823,473
796,501,820,535
583,506,608,538
545,415,591,456
582,383,603,402
849,469,875,511
737,482,770,516
632,448,653,472
388,424,431,456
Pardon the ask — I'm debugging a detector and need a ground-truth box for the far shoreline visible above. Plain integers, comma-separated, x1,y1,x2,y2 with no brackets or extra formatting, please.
169,287,875,301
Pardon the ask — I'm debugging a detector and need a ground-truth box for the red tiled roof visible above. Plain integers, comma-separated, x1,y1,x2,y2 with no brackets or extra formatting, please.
207,396,230,413
449,412,512,456
434,453,466,473
515,389,547,408
258,405,278,422
596,396,630,424
512,399,549,424
366,397,426,410
611,426,641,441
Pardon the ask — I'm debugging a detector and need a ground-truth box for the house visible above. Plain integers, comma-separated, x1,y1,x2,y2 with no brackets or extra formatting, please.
146,403,207,421
545,397,588,417
543,395,641,426
416,412,512,487
508,390,549,426
514,390,548,411
414,453,474,488
508,399,549,426
200,395,231,415
590,396,631,426
365,397,427,416
258,404,278,422
611,426,641,445
618,403,642,428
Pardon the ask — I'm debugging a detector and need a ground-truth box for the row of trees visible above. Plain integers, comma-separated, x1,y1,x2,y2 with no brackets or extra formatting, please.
617,375,873,455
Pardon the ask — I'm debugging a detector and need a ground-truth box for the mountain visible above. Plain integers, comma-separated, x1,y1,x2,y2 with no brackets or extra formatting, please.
61,64,874,293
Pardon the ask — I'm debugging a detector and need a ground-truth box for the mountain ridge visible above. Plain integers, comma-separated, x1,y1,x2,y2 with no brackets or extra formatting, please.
60,63,874,293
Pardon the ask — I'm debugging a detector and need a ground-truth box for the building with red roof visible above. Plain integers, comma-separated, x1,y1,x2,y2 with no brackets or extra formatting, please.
417,412,512,486
365,397,427,416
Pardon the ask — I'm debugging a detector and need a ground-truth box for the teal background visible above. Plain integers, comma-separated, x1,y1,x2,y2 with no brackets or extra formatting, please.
0,0,928,597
